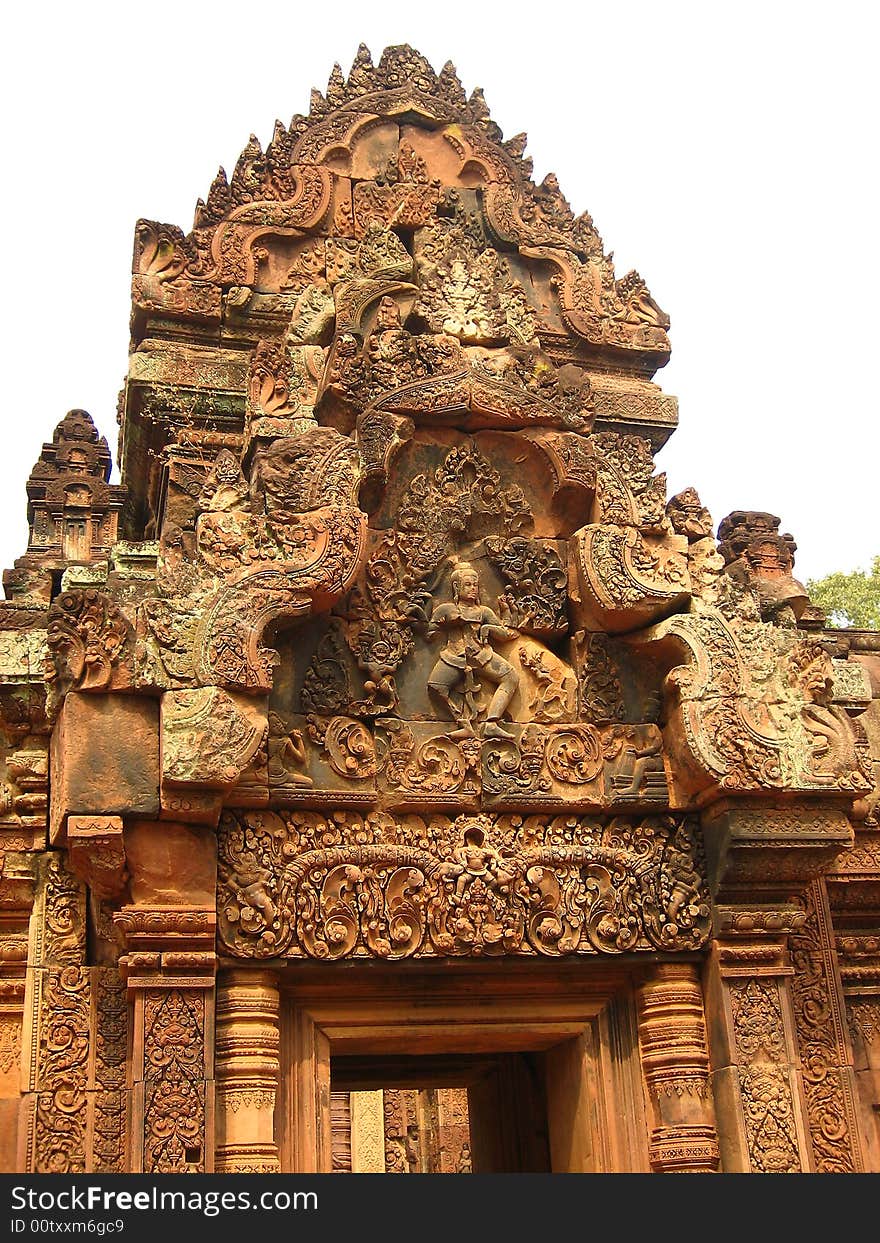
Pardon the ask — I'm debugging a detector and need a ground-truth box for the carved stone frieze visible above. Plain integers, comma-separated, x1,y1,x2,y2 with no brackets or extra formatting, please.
92,968,128,1174
573,630,626,722
30,852,87,968
480,722,669,811
217,809,710,960
376,720,481,810
21,962,129,1175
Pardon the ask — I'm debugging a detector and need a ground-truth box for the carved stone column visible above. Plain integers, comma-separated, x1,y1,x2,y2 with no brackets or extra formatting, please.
636,962,720,1172
215,969,281,1173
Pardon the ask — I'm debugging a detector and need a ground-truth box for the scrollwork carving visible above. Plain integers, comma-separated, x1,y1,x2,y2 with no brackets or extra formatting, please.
788,882,863,1172
485,536,568,637
217,809,710,960
45,590,133,712
32,967,90,1173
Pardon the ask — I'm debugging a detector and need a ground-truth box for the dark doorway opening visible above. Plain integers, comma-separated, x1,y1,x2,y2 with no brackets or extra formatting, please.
331,1052,552,1173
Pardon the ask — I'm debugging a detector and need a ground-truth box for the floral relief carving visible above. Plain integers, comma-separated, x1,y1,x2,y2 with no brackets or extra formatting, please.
35,853,87,970
142,989,207,1174
46,590,133,712
217,809,710,960
788,882,863,1172
32,968,90,1174
729,978,801,1173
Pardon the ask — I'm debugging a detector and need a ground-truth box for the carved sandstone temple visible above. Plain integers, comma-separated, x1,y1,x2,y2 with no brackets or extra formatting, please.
1,45,879,1175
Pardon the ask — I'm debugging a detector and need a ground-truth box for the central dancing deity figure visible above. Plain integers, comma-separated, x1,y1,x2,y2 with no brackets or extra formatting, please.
427,562,519,738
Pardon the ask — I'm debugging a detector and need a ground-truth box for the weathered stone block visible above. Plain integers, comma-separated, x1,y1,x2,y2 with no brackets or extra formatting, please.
67,815,127,899
161,687,267,792
124,820,216,907
50,694,160,842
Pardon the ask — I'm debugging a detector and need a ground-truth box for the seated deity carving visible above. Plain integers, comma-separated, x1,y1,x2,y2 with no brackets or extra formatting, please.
615,731,664,797
426,562,519,739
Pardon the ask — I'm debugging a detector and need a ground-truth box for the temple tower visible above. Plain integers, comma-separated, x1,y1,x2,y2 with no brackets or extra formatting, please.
1,45,878,1174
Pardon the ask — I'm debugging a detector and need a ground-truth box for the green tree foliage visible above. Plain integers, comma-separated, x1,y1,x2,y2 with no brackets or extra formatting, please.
807,556,880,629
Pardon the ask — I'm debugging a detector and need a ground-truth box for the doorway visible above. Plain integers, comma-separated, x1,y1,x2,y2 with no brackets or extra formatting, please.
278,962,651,1173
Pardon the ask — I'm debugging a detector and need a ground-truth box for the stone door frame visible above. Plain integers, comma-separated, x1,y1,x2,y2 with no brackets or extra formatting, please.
276,959,654,1173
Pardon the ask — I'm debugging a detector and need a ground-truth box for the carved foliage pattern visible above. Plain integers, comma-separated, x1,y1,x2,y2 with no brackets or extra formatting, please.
217,809,710,960
485,536,568,636
33,968,90,1174
575,631,625,721
847,1001,880,1048
33,852,87,970
788,882,862,1172
143,989,206,1174
93,969,128,1174
46,590,132,709
728,978,801,1173
0,1018,21,1073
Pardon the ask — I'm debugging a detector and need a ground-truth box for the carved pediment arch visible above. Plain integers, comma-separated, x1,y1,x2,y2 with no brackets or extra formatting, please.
636,607,873,802
129,43,670,371
193,507,368,692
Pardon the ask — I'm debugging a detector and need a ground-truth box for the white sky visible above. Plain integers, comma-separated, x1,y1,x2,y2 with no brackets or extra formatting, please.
1,1,876,586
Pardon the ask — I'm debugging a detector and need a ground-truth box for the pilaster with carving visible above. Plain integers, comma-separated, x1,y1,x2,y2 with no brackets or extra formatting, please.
20,853,88,1173
825,822,880,1170
703,925,811,1172
0,852,35,1170
92,968,128,1173
116,907,216,1174
787,880,864,1171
